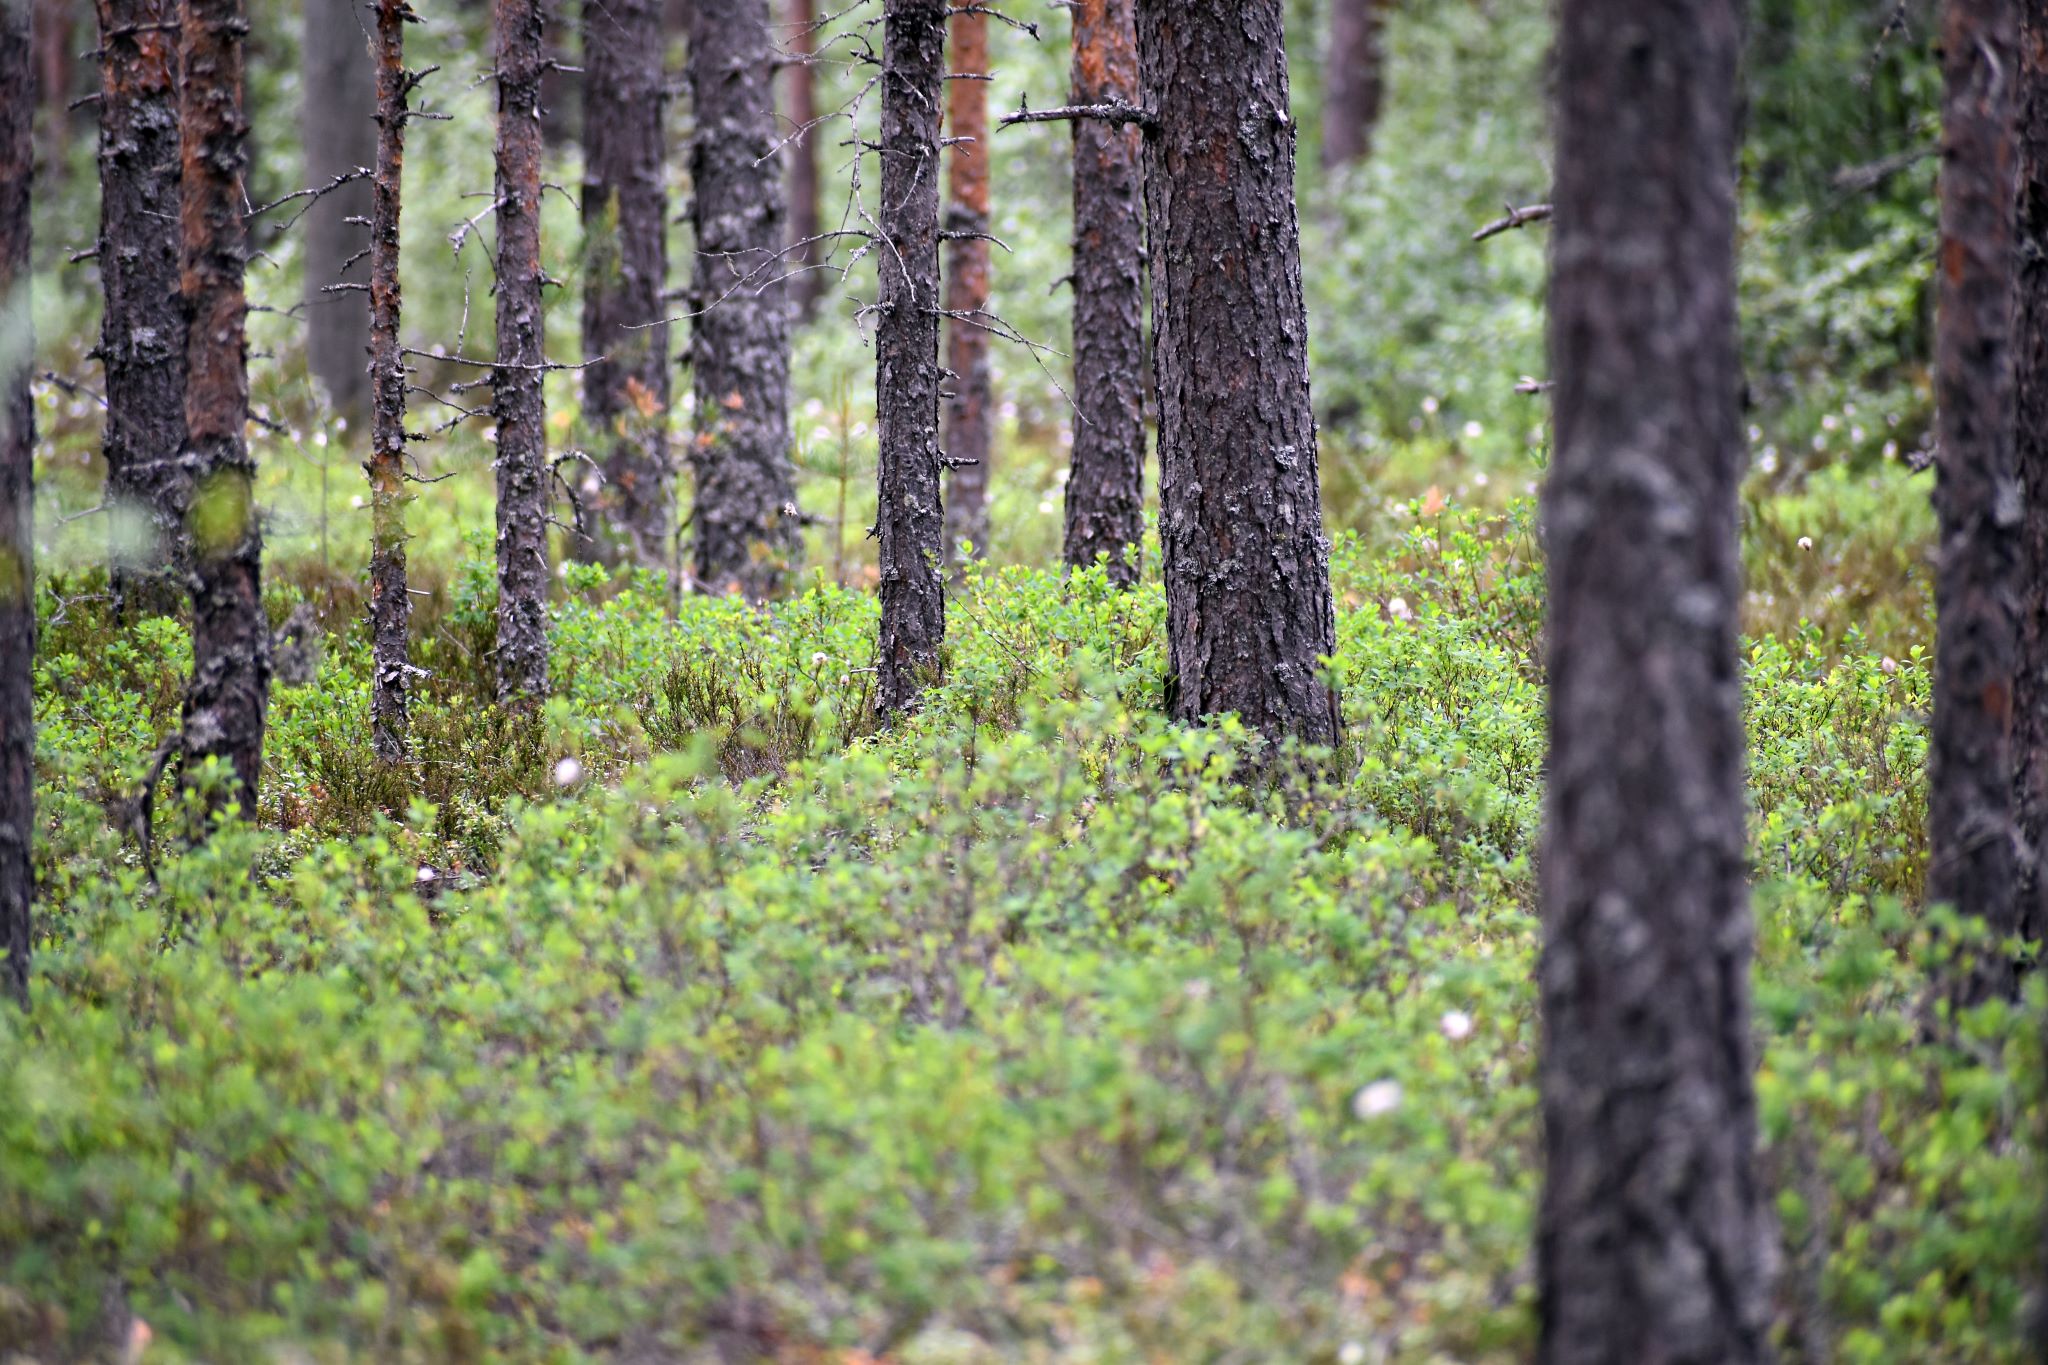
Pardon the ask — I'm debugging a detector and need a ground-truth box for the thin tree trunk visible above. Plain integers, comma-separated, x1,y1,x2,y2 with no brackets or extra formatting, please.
302,0,374,420
1062,0,1144,586
2017,0,2048,990
366,0,411,764
178,0,271,816
874,0,946,716
781,0,824,320
1321,0,1389,169
578,0,671,571
940,6,992,564
96,0,190,618
687,0,800,600
1930,0,2024,1005
1,0,34,1006
1537,0,1770,1360
492,0,550,707
32,0,71,176
1135,0,1338,743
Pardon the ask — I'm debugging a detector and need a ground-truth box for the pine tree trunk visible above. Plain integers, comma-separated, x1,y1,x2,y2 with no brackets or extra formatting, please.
1537,1,1771,1360
178,0,271,817
492,0,550,707
782,0,824,320
366,0,411,764
1321,0,1388,169
1930,0,2024,1005
940,6,992,564
1,0,34,1006
1135,0,1339,743
2016,0,2048,988
1063,0,1144,586
301,0,374,420
95,0,190,618
579,0,672,571
686,0,800,600
874,0,946,716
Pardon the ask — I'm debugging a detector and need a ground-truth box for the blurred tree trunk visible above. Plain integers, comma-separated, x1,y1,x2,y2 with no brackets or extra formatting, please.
686,0,800,600
96,0,190,617
1321,0,1388,169
33,0,72,175
178,0,271,817
1135,0,1338,743
1536,0,1770,1360
2016,4,2048,986
1062,0,1144,586
782,0,824,319
1930,0,2024,1005
874,0,945,716
579,0,672,570
301,0,374,420
492,0,550,707
2,0,34,1004
366,0,412,764
941,6,992,565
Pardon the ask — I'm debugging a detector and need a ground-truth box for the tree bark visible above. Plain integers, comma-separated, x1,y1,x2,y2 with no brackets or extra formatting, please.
1930,0,2024,1005
781,0,824,320
686,0,800,601
1135,0,1339,743
1537,2,1771,1361
301,0,374,420
1,0,34,1006
579,0,672,571
178,0,271,817
96,0,191,618
1062,0,1145,586
492,0,550,707
2017,0,2048,995
940,6,992,564
874,0,946,716
366,0,412,764
1321,0,1389,169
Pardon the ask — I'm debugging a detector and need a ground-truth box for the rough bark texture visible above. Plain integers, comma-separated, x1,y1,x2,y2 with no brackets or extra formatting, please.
686,0,800,600
578,0,671,571
178,0,271,816
1930,0,2024,1005
1537,2,1771,1361
1135,0,1338,743
366,0,411,763
97,0,192,619
940,7,992,563
1062,0,1145,586
492,0,550,707
782,0,824,319
301,0,374,419
2,0,34,1005
2017,6,2048,989
874,0,947,716
1321,0,1388,169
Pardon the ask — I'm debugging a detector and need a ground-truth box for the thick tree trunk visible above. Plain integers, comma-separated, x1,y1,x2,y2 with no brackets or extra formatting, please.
781,0,824,320
1930,0,2024,1005
1537,1,1771,1361
1,0,34,1006
940,6,992,564
366,0,411,764
686,0,800,600
874,0,946,716
178,0,271,817
578,0,671,572
301,0,374,420
2017,0,2048,990
1135,0,1339,743
1062,0,1145,586
492,0,550,707
1321,0,1388,169
96,0,190,618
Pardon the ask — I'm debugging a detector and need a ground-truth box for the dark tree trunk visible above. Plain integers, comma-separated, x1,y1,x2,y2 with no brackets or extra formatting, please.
1537,1,1771,1360
686,0,800,600
2016,0,2048,989
1930,0,2024,1005
1,0,34,1006
781,0,824,320
366,0,412,764
578,0,672,572
301,0,374,420
941,6,992,564
95,0,190,618
874,0,946,716
1321,0,1388,169
33,0,73,176
1062,0,1145,586
178,0,271,817
1135,0,1338,743
492,0,550,707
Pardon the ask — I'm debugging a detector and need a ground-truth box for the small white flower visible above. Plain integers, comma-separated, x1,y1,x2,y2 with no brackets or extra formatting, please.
1880,656,1899,675
810,651,829,668
1797,536,1814,552
415,865,439,885
1352,1079,1403,1119
1421,395,1440,416
314,429,329,448
1386,596,1414,623
1338,1344,1367,1365
552,756,584,787
1439,1009,1475,1041
349,494,365,510
1462,420,1484,440
1821,414,1839,432
838,674,852,687
1473,471,1489,487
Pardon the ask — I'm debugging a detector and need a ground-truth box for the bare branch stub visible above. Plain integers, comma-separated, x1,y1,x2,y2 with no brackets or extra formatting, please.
1470,200,1552,243
997,96,1155,132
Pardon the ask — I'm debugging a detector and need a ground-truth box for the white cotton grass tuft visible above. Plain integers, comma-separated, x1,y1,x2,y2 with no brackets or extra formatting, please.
552,756,584,788
1338,1343,1367,1365
1439,1009,1475,1041
1352,1079,1403,1119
